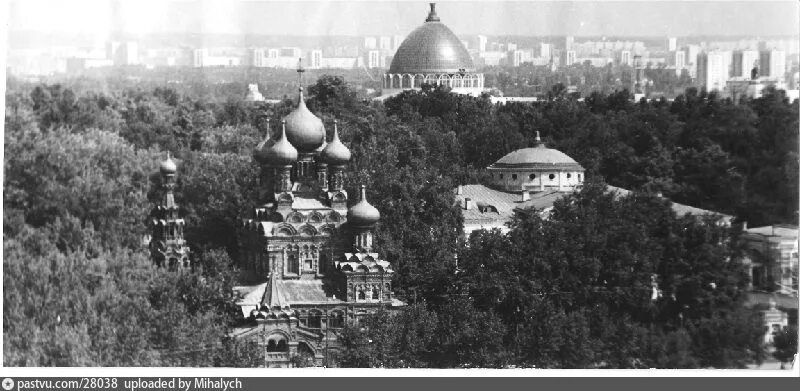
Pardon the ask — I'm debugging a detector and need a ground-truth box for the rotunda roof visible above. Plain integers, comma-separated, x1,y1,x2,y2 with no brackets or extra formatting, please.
388,4,475,74
284,87,325,153
489,133,584,171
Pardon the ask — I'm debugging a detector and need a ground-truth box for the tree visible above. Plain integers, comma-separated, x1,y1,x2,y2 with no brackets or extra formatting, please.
772,325,798,369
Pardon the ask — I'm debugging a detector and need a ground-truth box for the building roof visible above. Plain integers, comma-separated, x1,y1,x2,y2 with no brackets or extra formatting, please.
489,146,584,171
388,4,475,74
745,292,799,310
457,184,733,231
234,279,344,312
745,224,799,240
606,185,732,220
456,184,565,226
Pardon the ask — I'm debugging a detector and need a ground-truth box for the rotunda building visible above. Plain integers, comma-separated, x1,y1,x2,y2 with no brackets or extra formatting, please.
487,132,585,193
382,3,485,97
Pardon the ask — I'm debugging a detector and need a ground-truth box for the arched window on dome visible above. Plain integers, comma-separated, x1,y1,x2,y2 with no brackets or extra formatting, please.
549,174,556,180
529,173,536,180
512,174,518,181
567,173,572,179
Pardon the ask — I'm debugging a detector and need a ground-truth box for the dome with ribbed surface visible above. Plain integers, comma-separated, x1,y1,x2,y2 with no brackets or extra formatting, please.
263,121,298,166
321,121,351,165
348,186,380,228
388,4,475,74
284,87,325,153
160,153,177,175
489,133,584,171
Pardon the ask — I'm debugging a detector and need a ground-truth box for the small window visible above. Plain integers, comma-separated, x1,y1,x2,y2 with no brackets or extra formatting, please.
512,174,518,180
499,174,504,179
529,174,536,180
358,290,366,300
567,173,572,179
549,174,555,180
578,174,582,180
372,288,379,299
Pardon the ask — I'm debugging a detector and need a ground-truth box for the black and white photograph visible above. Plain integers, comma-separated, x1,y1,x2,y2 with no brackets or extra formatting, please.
2,0,799,374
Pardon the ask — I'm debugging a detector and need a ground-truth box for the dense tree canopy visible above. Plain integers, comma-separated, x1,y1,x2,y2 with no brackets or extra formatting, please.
4,73,794,367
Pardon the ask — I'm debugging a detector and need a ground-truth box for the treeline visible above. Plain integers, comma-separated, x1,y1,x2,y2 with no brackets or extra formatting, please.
4,74,795,367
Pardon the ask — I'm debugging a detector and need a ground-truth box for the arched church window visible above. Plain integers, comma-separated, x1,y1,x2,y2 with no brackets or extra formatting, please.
288,254,299,274
372,287,379,300
549,174,555,180
567,173,572,179
499,174,504,179
267,340,277,352
512,174,518,180
358,289,366,301
304,259,313,271
276,339,288,352
529,174,536,180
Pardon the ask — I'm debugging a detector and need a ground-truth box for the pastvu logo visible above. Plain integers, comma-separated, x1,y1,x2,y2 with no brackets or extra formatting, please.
1,378,14,391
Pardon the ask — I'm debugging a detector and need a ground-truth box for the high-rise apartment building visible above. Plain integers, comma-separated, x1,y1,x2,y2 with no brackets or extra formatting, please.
760,50,786,80
697,51,730,91
477,35,487,52
620,50,632,66
674,50,686,75
379,36,392,51
364,37,377,50
540,43,551,59
667,37,677,51
733,50,760,78
310,50,323,69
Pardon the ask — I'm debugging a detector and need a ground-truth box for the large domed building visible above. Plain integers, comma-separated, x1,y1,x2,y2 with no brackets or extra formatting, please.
381,3,485,97
455,133,731,235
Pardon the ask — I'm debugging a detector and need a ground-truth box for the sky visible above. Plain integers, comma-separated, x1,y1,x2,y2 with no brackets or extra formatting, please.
6,0,800,38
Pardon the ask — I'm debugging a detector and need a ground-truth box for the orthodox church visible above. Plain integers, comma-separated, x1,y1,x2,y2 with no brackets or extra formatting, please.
230,69,403,367
149,153,191,270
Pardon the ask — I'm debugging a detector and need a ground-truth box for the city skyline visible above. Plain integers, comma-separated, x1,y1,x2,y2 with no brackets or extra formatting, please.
7,0,800,42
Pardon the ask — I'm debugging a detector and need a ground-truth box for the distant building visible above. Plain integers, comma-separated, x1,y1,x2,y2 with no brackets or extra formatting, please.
741,224,798,345
732,50,759,78
380,4,485,98
697,51,730,92
477,35,488,53
379,36,392,51
364,36,377,50
455,132,732,236
565,36,574,50
667,37,677,51
674,50,686,75
620,50,632,66
540,43,552,59
742,224,799,295
760,50,786,81
245,84,265,102
565,50,577,66
310,50,323,69
251,48,266,67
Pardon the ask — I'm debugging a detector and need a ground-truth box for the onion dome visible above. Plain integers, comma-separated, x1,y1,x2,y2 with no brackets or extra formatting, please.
160,152,177,175
253,119,275,164
488,131,584,171
284,87,325,153
348,185,380,228
263,120,298,166
321,120,351,165
388,3,475,74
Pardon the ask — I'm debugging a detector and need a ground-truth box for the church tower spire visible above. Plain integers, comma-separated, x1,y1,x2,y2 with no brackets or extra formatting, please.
150,152,190,270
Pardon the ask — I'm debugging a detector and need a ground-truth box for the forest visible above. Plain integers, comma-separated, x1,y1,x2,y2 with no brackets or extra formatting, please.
3,72,797,367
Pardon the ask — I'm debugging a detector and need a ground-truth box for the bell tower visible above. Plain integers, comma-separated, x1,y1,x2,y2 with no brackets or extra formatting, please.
149,152,191,270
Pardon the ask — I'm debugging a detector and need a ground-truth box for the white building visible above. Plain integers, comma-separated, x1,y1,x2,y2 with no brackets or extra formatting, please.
697,51,731,91
733,50,760,78
540,43,552,59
